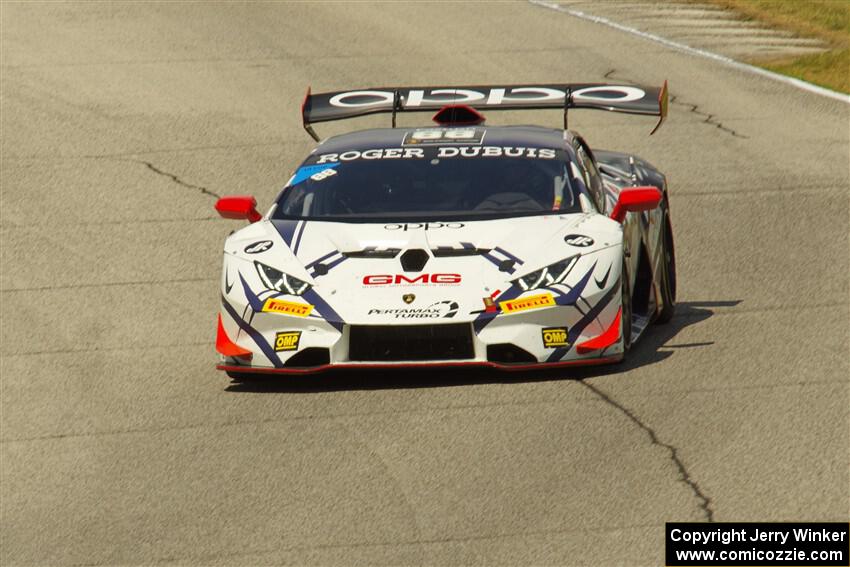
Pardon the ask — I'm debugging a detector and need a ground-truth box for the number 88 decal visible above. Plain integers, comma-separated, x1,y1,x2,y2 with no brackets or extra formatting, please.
310,168,337,181
410,129,477,140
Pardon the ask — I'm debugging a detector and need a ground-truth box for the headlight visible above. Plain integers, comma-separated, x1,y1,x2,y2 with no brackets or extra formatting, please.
514,256,579,291
255,261,312,296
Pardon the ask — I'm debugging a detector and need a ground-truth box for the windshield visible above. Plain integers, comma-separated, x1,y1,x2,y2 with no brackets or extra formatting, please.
273,144,581,222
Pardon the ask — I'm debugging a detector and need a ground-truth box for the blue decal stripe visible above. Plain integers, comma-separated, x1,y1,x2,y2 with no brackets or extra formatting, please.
221,296,283,368
482,251,514,273
240,274,266,311
305,250,339,269
474,263,596,335
322,256,347,272
290,163,339,186
473,286,523,333
273,220,299,247
494,246,524,265
554,261,596,306
546,276,621,362
292,221,307,256
302,289,344,332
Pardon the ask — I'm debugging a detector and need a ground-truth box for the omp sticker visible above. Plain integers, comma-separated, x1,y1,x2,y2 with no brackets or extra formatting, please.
274,331,301,352
541,327,569,348
262,298,313,317
499,293,555,314
289,163,339,186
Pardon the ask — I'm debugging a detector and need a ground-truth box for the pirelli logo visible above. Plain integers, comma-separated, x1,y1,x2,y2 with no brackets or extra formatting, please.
262,298,313,317
542,327,569,348
274,331,301,352
499,293,556,314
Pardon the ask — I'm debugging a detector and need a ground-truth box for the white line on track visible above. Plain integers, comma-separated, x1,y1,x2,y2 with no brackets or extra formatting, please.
528,0,850,104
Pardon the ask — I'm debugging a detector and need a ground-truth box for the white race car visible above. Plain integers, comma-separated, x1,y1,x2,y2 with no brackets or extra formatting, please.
215,82,676,378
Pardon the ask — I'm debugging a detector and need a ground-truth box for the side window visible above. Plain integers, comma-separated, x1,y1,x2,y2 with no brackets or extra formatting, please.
575,142,606,213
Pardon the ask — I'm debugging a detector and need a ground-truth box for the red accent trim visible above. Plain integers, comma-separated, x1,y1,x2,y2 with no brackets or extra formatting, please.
217,355,622,376
431,104,485,125
650,80,668,135
216,314,253,358
610,186,662,223
215,195,261,223
576,307,622,354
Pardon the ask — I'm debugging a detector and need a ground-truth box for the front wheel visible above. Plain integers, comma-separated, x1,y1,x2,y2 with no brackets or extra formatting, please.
656,213,676,324
621,259,632,351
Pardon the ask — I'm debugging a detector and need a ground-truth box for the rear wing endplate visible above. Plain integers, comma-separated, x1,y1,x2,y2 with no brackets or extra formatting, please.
301,81,668,140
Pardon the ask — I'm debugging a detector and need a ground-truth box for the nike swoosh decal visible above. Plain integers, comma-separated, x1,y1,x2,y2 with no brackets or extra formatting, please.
225,271,234,294
594,264,612,289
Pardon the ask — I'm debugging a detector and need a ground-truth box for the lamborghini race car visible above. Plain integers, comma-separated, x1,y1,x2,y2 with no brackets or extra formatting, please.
214,82,676,377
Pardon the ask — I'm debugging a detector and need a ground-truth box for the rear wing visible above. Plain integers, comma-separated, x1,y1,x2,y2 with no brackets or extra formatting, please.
301,82,668,141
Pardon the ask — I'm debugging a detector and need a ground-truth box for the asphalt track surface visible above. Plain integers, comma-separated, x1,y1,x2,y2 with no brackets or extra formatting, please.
1,2,847,565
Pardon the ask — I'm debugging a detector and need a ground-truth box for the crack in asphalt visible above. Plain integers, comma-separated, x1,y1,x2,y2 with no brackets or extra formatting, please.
135,159,221,198
0,216,218,228
668,94,748,139
131,521,662,566
93,156,221,199
603,68,747,139
1,398,585,444
1,276,217,293
3,341,211,358
580,380,715,522
7,378,845,445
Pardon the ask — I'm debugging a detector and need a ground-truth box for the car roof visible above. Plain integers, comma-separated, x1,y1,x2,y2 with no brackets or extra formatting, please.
313,125,570,154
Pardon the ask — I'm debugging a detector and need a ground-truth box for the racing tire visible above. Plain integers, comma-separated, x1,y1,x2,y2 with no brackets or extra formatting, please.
655,212,677,324
621,259,633,351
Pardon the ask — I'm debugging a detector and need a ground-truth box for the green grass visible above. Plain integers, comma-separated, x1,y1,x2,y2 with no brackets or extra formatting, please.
762,48,849,93
696,0,850,93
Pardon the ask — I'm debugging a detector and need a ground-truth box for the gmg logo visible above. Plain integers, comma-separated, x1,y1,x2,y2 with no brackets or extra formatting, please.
363,274,462,285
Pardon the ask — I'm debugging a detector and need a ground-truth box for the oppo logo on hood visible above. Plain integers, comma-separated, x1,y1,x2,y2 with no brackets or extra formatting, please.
384,222,464,231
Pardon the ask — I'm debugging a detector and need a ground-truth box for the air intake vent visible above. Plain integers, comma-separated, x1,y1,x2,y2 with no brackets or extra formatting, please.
432,105,485,126
486,344,537,364
344,247,401,259
400,249,429,272
349,324,474,361
285,348,331,367
432,246,490,258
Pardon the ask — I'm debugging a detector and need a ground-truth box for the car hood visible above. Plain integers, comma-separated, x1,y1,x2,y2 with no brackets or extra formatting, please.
224,214,622,324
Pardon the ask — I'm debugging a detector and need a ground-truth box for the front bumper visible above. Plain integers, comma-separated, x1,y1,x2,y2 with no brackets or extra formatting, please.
217,355,623,375
216,295,624,375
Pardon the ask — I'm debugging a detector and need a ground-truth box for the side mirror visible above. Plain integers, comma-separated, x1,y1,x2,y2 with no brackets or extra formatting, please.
610,186,662,223
215,195,262,223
